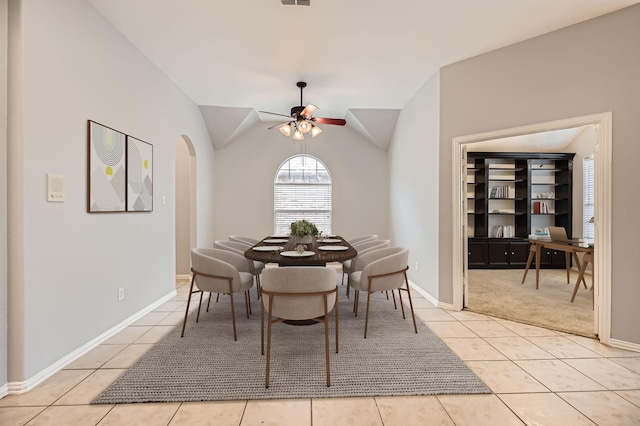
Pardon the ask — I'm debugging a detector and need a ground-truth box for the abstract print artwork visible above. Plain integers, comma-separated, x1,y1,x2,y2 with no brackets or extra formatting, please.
127,136,153,211
88,121,126,212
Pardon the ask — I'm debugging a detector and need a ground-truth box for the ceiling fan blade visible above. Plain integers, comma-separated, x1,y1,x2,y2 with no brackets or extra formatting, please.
267,121,292,130
311,117,346,126
259,111,294,119
301,104,318,118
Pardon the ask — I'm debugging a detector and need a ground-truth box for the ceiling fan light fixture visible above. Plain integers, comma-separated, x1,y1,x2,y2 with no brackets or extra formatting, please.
298,119,311,134
279,123,292,136
260,81,346,141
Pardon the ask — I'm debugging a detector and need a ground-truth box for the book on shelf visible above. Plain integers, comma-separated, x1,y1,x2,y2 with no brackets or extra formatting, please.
495,225,513,238
533,201,549,214
490,185,511,199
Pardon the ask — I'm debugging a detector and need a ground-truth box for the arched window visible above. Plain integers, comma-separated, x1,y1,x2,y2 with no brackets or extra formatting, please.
274,155,332,235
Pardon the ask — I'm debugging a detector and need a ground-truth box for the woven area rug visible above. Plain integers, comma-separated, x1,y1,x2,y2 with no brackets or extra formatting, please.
93,285,490,403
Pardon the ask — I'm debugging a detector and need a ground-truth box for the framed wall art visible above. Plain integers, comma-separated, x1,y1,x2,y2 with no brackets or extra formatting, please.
126,136,153,211
88,121,126,212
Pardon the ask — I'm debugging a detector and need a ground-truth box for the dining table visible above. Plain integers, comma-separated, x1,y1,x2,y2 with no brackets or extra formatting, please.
244,235,357,267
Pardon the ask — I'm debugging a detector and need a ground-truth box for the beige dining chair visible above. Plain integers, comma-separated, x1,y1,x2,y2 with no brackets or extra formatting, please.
260,266,338,388
229,235,260,246
349,247,417,338
214,239,264,299
181,248,254,341
342,239,391,288
347,234,378,245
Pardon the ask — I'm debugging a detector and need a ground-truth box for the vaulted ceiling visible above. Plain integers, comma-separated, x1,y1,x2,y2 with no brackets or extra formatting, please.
86,0,638,150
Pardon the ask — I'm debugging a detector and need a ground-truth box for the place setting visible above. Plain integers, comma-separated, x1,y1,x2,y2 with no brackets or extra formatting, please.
252,245,283,252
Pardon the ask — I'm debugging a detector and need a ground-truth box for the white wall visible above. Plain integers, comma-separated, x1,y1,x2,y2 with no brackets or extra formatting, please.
213,122,388,243
438,5,640,343
1,0,9,393
8,0,215,381
388,73,441,299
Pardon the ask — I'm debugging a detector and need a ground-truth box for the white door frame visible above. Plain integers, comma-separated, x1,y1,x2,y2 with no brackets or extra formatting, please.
451,112,612,344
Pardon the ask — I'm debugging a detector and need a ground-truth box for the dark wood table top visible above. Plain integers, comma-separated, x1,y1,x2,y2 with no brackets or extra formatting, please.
244,235,357,266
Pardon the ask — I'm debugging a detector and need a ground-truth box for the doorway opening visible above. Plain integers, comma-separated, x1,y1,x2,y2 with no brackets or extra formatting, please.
452,113,612,344
175,135,197,280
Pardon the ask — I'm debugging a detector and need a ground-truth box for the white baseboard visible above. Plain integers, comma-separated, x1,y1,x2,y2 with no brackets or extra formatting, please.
408,280,442,308
6,289,177,395
176,274,191,281
609,338,640,353
0,383,7,399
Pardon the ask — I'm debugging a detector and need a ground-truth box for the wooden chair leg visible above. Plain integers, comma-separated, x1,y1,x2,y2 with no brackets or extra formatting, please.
180,274,198,337
323,295,330,387
397,288,406,319
265,299,274,388
206,292,212,312
196,291,204,323
227,282,237,341
404,270,418,333
335,294,339,354
521,248,535,284
261,297,265,355
364,290,372,338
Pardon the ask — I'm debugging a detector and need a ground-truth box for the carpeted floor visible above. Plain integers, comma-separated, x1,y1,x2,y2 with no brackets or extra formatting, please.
467,268,595,337
93,285,490,404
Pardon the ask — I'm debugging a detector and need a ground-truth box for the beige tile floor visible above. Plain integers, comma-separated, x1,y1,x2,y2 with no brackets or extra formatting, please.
1,278,640,426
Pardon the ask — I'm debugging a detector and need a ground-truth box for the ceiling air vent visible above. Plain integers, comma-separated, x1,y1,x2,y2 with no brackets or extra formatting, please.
281,0,310,5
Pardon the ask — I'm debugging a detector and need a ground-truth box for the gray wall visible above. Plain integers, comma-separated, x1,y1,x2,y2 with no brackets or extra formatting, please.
438,5,640,343
8,0,215,381
388,73,441,299
213,122,389,243
1,0,8,392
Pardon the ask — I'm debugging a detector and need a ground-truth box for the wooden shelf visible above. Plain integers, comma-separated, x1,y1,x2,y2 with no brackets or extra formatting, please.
467,152,575,269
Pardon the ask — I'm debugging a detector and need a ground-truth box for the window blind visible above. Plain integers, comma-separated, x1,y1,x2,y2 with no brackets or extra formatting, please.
583,155,595,241
274,155,332,235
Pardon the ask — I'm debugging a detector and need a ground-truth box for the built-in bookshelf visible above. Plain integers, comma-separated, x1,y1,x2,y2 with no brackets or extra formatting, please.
466,152,575,269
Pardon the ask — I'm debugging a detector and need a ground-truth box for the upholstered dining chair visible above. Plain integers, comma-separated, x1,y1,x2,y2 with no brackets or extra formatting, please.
260,267,338,388
181,248,254,341
347,234,378,245
349,247,417,338
342,239,391,291
214,239,264,299
229,235,260,246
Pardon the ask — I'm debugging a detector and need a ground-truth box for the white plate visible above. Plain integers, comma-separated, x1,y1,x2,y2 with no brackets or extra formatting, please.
263,239,288,244
318,245,348,251
280,250,315,257
252,246,283,252
319,238,341,244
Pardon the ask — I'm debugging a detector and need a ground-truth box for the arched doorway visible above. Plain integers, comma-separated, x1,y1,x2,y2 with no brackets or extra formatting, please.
175,135,196,279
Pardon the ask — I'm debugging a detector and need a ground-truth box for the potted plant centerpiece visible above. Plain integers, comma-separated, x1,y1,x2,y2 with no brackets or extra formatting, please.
289,219,321,245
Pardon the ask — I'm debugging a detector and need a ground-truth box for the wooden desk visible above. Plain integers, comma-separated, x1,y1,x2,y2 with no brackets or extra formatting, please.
244,236,357,267
521,240,593,296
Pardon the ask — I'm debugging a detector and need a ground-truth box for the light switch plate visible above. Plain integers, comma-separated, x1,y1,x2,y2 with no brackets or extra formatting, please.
47,173,66,202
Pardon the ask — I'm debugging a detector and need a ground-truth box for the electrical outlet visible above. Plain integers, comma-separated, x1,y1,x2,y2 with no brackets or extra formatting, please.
415,261,419,271
118,287,125,301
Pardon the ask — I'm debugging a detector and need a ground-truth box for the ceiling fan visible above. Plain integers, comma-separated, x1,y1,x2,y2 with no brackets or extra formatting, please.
259,81,346,140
